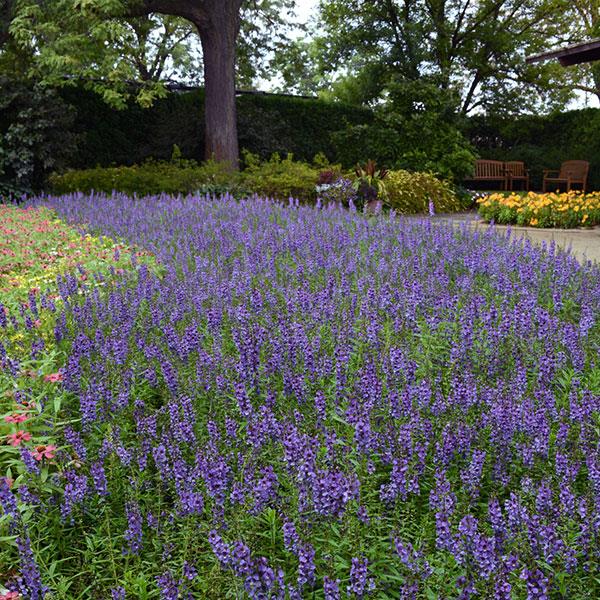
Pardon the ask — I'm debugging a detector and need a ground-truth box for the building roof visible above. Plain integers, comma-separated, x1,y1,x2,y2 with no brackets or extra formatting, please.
526,38,600,66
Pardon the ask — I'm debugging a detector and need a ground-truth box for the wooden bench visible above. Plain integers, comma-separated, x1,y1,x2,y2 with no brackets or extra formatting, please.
464,160,507,190
543,160,589,193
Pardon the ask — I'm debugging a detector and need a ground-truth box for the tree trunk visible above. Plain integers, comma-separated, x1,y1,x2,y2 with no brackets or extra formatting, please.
197,1,241,167
135,0,242,167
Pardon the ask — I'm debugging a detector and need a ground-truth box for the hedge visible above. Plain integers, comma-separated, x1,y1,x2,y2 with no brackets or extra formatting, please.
57,87,374,169
463,109,600,191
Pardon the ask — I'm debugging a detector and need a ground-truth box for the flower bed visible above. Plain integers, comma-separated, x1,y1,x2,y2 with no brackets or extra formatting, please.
0,204,154,307
1,193,599,599
0,203,159,598
477,191,600,228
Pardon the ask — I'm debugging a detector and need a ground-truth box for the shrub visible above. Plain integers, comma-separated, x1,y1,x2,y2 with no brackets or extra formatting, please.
477,191,600,228
0,77,78,195
49,86,374,169
49,154,322,201
330,80,477,181
240,151,320,201
49,159,246,197
385,170,461,213
353,160,389,207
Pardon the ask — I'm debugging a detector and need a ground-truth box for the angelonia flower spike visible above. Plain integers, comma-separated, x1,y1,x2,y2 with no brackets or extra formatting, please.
0,191,598,599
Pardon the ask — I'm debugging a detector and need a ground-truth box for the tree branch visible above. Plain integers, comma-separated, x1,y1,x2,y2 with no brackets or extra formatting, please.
125,0,208,27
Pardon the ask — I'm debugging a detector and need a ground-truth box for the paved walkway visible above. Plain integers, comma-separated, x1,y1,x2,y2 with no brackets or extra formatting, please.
431,212,600,264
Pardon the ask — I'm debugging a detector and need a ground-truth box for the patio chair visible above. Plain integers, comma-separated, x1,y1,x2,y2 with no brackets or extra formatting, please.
542,160,589,193
504,161,530,191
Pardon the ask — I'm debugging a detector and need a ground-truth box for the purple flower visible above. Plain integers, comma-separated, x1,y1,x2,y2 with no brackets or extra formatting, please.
208,530,231,566
90,461,108,496
123,501,143,555
347,557,375,597
323,576,341,599
520,568,549,600
156,571,179,600
61,471,88,519
297,543,315,589
111,587,126,600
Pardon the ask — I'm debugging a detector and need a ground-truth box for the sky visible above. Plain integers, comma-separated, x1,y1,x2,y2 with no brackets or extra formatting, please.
294,0,318,27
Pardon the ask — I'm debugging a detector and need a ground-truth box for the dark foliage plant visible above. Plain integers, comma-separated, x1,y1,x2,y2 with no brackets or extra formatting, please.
0,78,78,196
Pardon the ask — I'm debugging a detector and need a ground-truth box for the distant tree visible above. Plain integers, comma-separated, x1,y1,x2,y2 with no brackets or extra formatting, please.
566,0,600,102
283,0,579,115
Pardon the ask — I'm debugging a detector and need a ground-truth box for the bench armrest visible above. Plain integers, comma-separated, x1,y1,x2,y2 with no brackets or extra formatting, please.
543,170,559,177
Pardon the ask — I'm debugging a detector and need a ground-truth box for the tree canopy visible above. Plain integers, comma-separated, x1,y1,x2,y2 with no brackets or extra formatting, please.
280,0,596,115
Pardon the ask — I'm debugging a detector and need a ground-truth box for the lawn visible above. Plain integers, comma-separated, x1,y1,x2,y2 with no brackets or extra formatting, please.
1,193,599,599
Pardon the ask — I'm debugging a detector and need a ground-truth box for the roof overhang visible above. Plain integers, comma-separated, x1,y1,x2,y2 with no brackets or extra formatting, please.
526,38,600,66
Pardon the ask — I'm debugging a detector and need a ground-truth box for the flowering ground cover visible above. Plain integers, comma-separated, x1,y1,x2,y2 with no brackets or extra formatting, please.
1,193,599,599
478,191,600,228
0,203,157,598
0,204,154,307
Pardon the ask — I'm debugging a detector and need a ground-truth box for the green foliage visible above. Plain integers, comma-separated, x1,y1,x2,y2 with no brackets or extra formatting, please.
49,158,246,197
382,79,477,181
44,86,374,170
385,170,461,214
5,0,300,105
0,77,78,195
330,82,476,182
463,108,600,191
240,151,320,201
298,0,576,114
49,153,321,200
330,124,402,169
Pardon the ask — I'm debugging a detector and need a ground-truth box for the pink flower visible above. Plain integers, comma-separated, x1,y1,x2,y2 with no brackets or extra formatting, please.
1,591,21,599
6,430,31,447
32,444,56,461
44,372,63,383
4,413,28,424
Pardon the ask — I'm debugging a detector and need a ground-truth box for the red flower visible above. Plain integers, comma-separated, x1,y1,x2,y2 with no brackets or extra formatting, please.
32,444,56,461
6,430,31,447
4,413,28,424
44,372,63,383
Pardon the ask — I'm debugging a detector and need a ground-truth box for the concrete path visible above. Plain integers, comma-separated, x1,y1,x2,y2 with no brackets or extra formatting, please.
430,212,600,264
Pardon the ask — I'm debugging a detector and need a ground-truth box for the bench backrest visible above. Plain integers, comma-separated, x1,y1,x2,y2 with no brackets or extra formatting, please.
504,161,526,177
475,160,505,178
559,160,589,182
